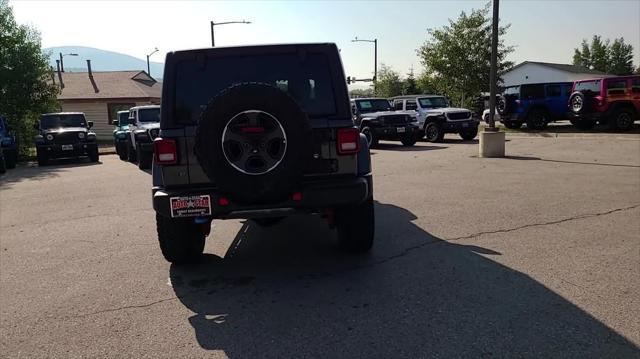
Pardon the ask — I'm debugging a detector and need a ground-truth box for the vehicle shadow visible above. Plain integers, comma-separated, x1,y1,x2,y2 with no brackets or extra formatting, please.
509,121,640,135
374,142,447,151
169,202,638,358
0,158,101,188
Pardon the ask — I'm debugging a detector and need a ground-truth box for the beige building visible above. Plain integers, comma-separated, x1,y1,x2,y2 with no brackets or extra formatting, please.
54,66,161,139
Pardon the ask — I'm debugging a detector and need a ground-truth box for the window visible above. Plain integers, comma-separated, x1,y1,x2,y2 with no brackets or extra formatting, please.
606,79,627,95
546,85,561,97
632,78,640,93
418,97,448,108
406,100,417,110
107,103,135,125
521,84,545,99
355,99,391,113
575,80,600,93
394,100,404,111
40,114,87,129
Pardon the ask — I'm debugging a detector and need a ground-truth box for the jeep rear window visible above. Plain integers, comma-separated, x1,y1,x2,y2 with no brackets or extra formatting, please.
138,108,160,123
174,53,336,123
575,80,600,93
40,114,86,129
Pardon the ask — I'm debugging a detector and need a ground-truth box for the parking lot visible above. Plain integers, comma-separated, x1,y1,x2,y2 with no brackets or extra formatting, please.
1,132,639,358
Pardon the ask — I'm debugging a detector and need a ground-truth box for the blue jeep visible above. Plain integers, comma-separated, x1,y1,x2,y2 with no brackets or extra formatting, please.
497,82,573,130
0,116,19,169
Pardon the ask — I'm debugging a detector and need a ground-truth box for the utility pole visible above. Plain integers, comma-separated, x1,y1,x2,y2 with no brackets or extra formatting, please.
210,20,252,47
146,47,159,77
352,37,378,94
487,0,500,130
59,52,78,72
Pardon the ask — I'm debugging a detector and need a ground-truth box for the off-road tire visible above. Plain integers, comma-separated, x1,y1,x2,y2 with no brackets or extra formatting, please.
195,83,312,205
36,150,48,166
526,109,549,130
88,147,99,162
569,92,587,114
362,126,378,148
137,146,152,169
497,95,510,116
336,196,374,253
459,127,478,141
400,137,416,146
0,155,6,174
502,121,523,129
609,107,635,131
4,149,17,169
116,142,128,160
127,141,137,163
424,122,444,143
156,214,206,265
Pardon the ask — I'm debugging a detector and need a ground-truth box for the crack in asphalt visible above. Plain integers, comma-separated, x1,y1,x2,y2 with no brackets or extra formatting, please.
68,203,640,319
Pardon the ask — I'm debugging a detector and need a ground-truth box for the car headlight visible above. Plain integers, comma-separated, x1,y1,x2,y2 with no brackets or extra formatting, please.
46,134,54,141
78,132,85,139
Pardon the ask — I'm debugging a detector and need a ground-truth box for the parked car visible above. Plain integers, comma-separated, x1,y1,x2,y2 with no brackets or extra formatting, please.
126,105,160,169
497,82,573,130
350,98,420,147
568,75,640,131
34,112,99,166
112,110,130,160
482,109,501,124
0,116,18,169
390,95,478,142
151,43,374,264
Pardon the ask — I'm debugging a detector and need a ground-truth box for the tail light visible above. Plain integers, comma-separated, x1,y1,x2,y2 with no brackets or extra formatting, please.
153,137,177,165
337,128,360,155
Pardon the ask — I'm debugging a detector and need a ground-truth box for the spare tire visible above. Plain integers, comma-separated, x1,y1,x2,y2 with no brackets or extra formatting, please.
195,83,312,204
497,95,509,115
569,91,587,114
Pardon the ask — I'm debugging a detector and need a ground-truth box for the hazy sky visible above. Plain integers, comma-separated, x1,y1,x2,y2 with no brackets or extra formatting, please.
11,0,640,81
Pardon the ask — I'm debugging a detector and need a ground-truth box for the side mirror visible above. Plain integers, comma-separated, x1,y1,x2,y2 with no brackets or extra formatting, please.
112,120,119,126
87,121,93,129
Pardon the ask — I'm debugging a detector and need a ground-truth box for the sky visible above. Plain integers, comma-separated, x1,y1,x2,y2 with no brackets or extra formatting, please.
11,0,640,85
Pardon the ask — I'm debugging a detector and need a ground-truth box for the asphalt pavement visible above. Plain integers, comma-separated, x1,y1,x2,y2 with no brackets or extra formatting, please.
1,132,639,358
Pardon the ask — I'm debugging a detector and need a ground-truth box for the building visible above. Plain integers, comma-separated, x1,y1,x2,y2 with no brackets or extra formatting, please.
503,61,612,87
54,62,161,139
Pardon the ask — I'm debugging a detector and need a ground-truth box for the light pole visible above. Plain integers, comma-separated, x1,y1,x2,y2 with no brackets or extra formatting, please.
59,52,78,72
210,20,252,47
146,47,159,77
352,37,377,94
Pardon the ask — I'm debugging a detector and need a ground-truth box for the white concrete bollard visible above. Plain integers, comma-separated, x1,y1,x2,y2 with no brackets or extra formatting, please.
479,130,505,158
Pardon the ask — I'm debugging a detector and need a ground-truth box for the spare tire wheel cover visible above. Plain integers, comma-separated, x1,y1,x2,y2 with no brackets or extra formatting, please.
194,83,312,204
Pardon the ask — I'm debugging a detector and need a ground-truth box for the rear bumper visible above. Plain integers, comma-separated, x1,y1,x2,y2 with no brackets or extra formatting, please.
37,142,97,158
153,175,373,219
442,120,478,132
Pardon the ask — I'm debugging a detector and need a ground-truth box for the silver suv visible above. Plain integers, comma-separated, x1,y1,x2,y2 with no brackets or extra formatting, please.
126,105,160,169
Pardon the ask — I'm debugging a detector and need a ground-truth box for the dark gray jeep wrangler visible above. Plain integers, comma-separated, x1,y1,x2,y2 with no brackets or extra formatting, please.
152,43,374,264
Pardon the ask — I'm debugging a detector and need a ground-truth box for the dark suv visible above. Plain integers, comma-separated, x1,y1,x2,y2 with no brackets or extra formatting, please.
152,43,374,264
350,98,420,147
34,112,99,166
498,82,573,130
569,75,640,131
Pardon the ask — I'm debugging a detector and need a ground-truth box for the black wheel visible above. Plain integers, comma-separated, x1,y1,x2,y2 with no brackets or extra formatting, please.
424,122,444,143
335,196,374,253
116,142,127,160
573,119,595,130
502,121,523,129
361,126,378,148
497,95,509,116
400,137,416,146
252,217,284,227
88,147,99,162
610,107,635,131
127,141,137,162
156,214,206,265
526,109,549,130
569,92,587,114
195,83,312,205
36,150,48,166
4,149,17,169
0,155,6,174
459,127,478,141
137,146,151,169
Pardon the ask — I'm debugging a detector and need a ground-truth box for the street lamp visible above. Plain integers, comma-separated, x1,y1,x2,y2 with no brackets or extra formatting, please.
59,52,78,72
352,37,377,93
210,20,252,47
146,47,159,77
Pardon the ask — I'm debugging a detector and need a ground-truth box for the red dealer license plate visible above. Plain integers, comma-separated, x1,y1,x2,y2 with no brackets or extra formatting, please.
170,195,212,218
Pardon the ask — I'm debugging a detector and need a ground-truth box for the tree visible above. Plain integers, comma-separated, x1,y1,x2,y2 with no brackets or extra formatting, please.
572,36,635,75
417,4,514,107
375,64,403,98
402,69,419,95
0,0,59,155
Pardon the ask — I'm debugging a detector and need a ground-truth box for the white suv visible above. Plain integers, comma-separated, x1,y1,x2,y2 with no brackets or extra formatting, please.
127,105,160,169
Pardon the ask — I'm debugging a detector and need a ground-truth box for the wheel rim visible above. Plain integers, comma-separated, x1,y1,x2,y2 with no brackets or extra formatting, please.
572,97,583,112
221,110,287,176
425,124,438,141
617,112,632,128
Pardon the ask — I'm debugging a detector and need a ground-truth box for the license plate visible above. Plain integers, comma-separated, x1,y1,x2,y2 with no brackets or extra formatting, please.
61,144,73,151
462,122,469,128
170,195,212,218
397,127,406,133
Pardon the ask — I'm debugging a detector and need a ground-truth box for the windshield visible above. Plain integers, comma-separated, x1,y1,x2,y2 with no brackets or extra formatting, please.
174,53,336,123
575,80,601,93
117,112,129,126
356,99,391,113
418,97,448,109
40,114,86,129
138,108,160,123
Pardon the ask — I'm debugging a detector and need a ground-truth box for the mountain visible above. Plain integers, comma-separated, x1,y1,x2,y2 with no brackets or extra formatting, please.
44,46,164,79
